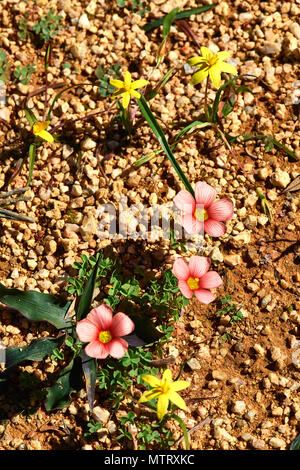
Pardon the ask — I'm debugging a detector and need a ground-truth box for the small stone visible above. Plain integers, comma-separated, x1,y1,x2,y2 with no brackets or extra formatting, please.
251,438,266,450
253,343,265,356
68,403,78,415
214,427,236,444
270,170,291,189
257,168,269,180
230,231,251,248
244,215,257,230
260,41,282,56
187,358,201,370
82,444,93,450
78,13,90,29
224,254,241,267
80,215,97,238
27,259,37,270
81,137,97,150
211,246,224,263
231,400,246,415
261,295,272,307
71,184,83,197
6,325,21,335
92,406,110,425
269,437,286,449
212,370,227,381
289,22,300,40
257,215,269,226
71,44,87,60
272,406,283,417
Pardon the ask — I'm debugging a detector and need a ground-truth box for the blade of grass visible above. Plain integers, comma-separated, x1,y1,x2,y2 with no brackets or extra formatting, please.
143,5,217,32
26,143,36,187
137,96,194,197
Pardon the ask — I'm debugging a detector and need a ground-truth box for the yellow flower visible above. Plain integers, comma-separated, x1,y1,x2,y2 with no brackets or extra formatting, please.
188,46,237,89
138,369,190,420
32,121,54,143
110,71,149,109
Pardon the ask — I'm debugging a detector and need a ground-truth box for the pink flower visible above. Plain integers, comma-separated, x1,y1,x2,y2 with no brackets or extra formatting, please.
76,304,135,359
174,182,234,237
172,255,223,304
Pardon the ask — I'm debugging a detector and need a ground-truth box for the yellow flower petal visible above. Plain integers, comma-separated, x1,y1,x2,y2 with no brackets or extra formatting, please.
217,62,238,75
124,70,131,88
122,91,130,109
110,79,124,89
139,389,161,403
200,46,214,60
216,51,232,61
130,89,141,99
162,369,172,383
131,79,149,90
190,68,209,86
170,380,190,392
141,375,161,388
37,129,54,143
209,66,221,88
157,395,169,420
33,121,50,135
169,391,187,411
187,56,206,66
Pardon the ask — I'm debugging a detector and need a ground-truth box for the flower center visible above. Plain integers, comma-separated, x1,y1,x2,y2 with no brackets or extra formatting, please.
187,277,200,290
161,380,171,394
194,208,208,222
99,330,112,344
206,56,218,68
124,83,131,92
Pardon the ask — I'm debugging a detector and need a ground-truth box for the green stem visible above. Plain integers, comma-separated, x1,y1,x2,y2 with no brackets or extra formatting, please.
204,76,209,120
172,413,190,450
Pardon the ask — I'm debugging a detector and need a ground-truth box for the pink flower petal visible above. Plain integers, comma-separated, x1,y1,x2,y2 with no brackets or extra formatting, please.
178,280,193,298
207,198,233,221
76,319,99,343
172,258,190,280
181,214,203,235
107,338,128,358
87,304,113,330
110,312,135,337
85,340,109,359
195,182,216,207
173,190,195,214
198,271,223,289
194,289,216,304
188,256,211,278
204,219,227,237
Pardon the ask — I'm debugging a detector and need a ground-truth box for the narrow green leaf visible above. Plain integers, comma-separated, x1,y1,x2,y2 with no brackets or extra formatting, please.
26,143,36,187
76,252,102,321
290,434,300,450
4,337,65,370
211,76,236,123
47,83,91,120
137,96,194,197
163,8,180,39
24,107,38,126
174,121,210,142
147,68,176,101
272,139,298,160
0,283,72,329
80,351,97,411
45,358,82,411
143,5,217,32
